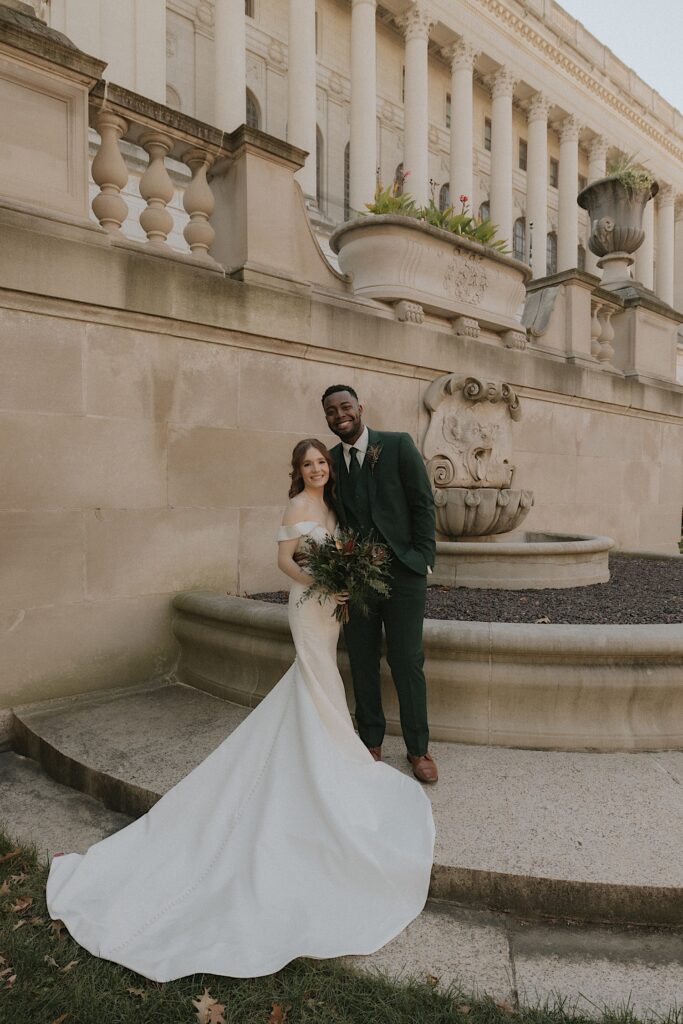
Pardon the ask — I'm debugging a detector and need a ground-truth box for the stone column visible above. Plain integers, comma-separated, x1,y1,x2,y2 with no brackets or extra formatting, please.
557,114,580,272
287,0,318,199
214,0,246,131
656,185,675,306
674,199,683,313
135,0,166,103
398,2,433,207
349,0,377,214
489,67,516,247
635,197,655,289
526,92,551,279
446,39,477,205
585,136,608,275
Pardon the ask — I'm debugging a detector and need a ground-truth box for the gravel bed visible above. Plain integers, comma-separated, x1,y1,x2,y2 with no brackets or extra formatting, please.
248,554,682,625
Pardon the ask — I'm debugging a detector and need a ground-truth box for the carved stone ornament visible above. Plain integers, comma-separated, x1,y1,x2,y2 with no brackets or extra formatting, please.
267,39,286,68
395,300,424,324
452,316,480,339
442,249,488,304
196,1,214,27
422,374,521,491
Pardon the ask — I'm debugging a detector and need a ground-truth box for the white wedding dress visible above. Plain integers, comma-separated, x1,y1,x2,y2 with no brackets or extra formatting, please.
46,522,435,982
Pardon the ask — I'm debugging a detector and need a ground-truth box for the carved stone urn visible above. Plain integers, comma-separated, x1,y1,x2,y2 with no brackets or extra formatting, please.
329,215,531,349
422,373,534,538
577,176,658,288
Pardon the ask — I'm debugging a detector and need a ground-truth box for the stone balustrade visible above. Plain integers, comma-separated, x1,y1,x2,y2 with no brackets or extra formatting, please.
88,81,230,260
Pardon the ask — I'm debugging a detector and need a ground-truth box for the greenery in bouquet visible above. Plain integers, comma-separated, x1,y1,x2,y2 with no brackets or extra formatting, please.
298,528,392,624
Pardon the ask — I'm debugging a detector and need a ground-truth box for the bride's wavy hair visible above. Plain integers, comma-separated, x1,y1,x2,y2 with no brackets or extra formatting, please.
289,438,336,504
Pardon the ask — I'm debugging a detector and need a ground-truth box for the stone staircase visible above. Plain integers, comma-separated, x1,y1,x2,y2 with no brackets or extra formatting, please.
3,679,683,1016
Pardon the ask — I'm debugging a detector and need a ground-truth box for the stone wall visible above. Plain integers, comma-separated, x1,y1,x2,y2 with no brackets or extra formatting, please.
1,205,682,715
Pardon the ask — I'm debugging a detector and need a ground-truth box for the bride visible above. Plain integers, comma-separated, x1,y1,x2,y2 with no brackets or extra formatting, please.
46,438,435,983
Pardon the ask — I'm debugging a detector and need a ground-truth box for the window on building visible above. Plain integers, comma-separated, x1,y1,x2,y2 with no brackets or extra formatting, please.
245,0,254,17
518,139,527,171
578,174,587,192
546,232,558,275
343,142,350,221
316,126,324,210
513,218,526,261
246,89,260,130
549,157,559,188
439,183,450,212
479,201,490,221
484,117,492,152
446,92,451,130
577,243,586,270
394,162,405,196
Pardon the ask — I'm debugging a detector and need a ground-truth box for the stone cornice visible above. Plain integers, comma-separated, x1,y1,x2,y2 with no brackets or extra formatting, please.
474,0,683,165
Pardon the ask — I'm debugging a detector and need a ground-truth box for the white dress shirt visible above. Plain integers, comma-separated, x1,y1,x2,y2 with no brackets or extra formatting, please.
341,425,369,470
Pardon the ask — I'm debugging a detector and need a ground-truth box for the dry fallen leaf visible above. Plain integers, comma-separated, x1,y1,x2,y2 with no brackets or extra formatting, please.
192,987,225,1024
49,920,66,940
426,972,439,986
59,959,80,974
127,986,148,1000
4,973,16,989
496,999,517,1015
0,954,6,965
0,880,10,896
534,616,551,624
457,1004,471,1014
10,896,33,913
10,872,28,885
267,1004,291,1023
50,1014,70,1024
0,968,13,979
12,920,28,931
44,955,60,968
0,848,21,865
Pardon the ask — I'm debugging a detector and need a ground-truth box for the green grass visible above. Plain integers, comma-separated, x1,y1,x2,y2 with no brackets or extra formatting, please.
0,827,679,1024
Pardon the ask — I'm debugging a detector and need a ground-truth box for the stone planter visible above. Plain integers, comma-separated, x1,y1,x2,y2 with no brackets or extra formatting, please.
329,215,531,340
577,175,658,287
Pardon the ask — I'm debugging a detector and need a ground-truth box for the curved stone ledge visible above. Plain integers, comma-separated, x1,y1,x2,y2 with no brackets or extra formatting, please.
172,592,683,752
433,532,615,589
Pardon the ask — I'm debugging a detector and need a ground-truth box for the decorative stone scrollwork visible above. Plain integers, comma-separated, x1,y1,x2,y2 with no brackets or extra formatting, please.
395,300,424,324
397,2,434,41
443,250,488,304
502,329,528,351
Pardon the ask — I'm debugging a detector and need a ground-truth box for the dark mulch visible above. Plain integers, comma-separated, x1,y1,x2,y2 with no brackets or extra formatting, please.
248,554,682,625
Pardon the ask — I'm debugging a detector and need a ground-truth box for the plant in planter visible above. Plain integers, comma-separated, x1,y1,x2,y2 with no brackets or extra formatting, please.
577,155,658,288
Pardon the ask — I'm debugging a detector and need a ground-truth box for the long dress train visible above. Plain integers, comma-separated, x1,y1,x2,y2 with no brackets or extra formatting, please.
46,522,435,982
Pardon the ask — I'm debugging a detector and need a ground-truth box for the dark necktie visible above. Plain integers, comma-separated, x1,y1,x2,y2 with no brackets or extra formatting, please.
348,446,361,484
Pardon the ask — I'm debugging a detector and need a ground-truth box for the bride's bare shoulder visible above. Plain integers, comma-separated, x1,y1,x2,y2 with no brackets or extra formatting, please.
282,493,311,526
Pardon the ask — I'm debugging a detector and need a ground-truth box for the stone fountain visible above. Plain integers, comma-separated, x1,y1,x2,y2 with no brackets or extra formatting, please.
423,372,613,589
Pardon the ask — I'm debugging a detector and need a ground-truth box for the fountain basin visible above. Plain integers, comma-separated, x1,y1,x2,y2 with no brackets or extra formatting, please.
432,531,614,590
434,486,534,537
172,590,683,752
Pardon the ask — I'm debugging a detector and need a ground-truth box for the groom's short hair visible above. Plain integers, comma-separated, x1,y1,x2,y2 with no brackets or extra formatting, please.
321,384,358,405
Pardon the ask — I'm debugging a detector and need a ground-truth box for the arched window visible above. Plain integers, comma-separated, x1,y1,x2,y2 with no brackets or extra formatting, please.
439,182,450,212
343,142,350,221
546,232,558,276
513,218,526,262
394,162,405,196
246,89,260,130
316,126,324,210
577,243,586,271
478,201,490,221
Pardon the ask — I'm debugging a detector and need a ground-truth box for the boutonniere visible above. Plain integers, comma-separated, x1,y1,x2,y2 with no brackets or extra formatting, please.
366,443,383,472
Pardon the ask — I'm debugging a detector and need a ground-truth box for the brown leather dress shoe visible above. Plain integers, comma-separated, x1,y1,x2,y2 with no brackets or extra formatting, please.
407,751,438,783
366,745,382,762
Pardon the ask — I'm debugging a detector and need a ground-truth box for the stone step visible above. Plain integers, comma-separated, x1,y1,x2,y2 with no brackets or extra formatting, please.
9,681,683,927
3,748,682,1019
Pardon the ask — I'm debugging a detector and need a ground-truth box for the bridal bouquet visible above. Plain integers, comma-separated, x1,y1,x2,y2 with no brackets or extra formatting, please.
298,528,392,624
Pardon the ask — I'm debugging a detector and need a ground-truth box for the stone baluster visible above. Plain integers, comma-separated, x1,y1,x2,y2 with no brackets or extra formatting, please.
398,2,433,207
182,148,216,258
557,114,581,272
590,301,603,358
489,67,516,247
349,0,377,214
596,306,615,363
526,93,551,278
139,131,175,246
91,111,130,234
656,185,675,306
446,39,478,206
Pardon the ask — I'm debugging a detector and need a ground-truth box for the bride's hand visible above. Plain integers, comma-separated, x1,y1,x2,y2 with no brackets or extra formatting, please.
332,591,349,606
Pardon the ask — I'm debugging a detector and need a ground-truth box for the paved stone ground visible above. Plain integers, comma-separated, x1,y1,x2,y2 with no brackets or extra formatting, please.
2,747,682,1020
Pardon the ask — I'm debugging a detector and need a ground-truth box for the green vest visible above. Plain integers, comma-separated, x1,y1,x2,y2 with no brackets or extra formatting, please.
340,457,374,536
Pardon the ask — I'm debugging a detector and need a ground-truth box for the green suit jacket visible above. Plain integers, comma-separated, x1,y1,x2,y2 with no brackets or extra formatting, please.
330,428,436,576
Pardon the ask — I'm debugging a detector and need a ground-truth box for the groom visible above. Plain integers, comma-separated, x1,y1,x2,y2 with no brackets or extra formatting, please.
322,385,438,783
